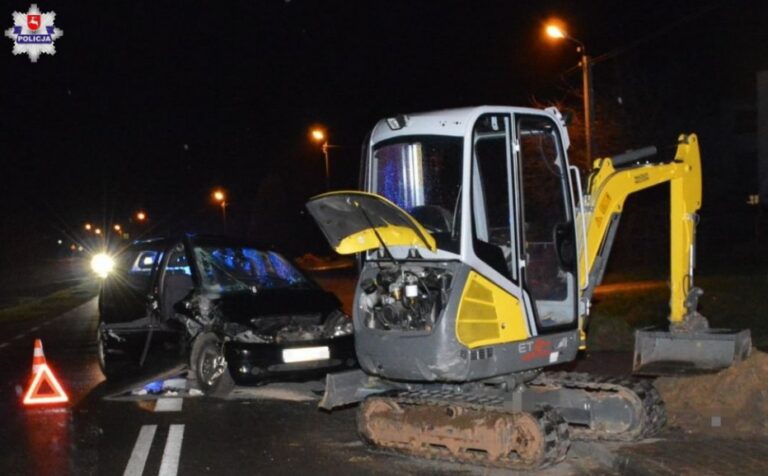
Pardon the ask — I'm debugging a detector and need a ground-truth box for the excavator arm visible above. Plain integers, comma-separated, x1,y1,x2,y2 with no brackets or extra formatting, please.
576,134,751,374
579,134,701,325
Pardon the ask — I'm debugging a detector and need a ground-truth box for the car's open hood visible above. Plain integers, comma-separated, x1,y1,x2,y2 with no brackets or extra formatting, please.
306,191,436,255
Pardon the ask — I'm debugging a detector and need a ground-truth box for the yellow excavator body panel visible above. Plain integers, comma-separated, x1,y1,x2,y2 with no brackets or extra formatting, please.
455,271,530,349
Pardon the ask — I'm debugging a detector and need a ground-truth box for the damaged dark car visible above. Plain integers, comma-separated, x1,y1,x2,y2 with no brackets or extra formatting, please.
96,234,356,395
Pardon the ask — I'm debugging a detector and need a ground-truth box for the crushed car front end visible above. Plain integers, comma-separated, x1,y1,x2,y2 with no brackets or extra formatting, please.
184,237,357,386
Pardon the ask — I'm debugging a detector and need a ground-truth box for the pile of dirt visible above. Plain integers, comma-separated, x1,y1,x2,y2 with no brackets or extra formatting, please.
654,350,768,436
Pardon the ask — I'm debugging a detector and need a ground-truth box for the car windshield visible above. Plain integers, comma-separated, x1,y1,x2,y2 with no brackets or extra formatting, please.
193,246,311,293
370,135,462,252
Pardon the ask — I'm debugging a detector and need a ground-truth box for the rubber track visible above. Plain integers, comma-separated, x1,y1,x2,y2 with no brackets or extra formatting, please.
357,390,570,471
531,372,667,441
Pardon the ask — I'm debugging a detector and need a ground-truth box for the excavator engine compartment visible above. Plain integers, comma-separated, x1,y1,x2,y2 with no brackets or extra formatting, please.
359,263,452,332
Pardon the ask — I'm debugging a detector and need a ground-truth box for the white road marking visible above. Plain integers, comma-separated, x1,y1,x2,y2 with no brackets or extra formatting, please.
158,424,185,476
30,326,40,332
154,398,183,412
123,424,157,476
13,333,26,340
0,343,8,349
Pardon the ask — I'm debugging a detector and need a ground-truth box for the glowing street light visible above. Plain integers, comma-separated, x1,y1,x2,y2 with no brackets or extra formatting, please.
113,224,122,232
211,188,227,225
310,128,325,142
545,24,566,39
84,223,92,231
94,228,102,235
544,20,594,163
135,211,147,222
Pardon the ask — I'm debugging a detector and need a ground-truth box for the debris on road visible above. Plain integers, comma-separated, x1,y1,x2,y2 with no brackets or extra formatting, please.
103,367,204,401
654,350,768,436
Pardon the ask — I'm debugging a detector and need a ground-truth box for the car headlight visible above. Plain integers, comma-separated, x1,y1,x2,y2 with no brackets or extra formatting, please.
91,252,115,278
327,311,354,337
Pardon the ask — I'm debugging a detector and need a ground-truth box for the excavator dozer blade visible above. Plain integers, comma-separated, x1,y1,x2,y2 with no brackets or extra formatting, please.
633,327,752,375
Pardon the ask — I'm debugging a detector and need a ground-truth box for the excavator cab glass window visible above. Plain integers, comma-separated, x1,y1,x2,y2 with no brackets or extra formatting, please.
471,113,517,281
516,115,577,331
370,135,463,253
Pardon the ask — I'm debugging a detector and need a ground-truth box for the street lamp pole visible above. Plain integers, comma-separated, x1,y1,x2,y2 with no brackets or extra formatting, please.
212,189,227,228
546,24,594,164
311,127,335,191
580,46,594,164
322,141,330,191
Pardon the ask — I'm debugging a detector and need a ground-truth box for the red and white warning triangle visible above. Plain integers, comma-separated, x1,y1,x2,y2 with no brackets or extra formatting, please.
23,339,68,405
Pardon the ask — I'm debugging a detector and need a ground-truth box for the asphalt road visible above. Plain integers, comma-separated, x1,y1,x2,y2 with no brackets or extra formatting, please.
0,297,627,476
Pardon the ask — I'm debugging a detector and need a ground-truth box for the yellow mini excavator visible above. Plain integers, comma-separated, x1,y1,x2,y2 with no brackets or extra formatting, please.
307,106,752,469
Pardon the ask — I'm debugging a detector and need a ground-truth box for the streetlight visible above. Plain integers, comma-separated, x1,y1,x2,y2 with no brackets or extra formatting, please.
113,224,122,232
545,21,594,163
211,188,227,225
135,211,147,222
310,126,338,191
84,223,92,231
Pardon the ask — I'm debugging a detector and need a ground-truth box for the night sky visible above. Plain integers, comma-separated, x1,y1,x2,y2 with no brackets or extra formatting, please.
1,0,765,263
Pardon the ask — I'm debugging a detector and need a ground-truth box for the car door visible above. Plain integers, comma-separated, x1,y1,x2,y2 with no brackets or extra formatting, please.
98,243,166,366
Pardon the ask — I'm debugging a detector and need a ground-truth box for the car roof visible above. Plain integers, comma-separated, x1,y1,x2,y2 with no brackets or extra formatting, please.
129,234,271,253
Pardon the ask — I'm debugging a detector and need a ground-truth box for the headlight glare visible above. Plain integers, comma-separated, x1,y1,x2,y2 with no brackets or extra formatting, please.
91,253,115,278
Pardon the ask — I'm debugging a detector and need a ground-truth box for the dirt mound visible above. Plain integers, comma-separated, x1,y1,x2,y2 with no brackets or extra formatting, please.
654,350,768,436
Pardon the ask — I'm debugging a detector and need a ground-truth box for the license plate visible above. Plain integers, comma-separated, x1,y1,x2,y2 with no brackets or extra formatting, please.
282,346,330,363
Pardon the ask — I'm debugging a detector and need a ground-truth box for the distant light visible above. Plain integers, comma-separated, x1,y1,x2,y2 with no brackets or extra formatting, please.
78,246,84,252
113,224,121,232
136,211,147,221
94,228,102,235
545,24,566,39
57,239,63,245
91,253,115,278
84,223,92,231
70,244,77,251
142,255,155,266
212,189,226,202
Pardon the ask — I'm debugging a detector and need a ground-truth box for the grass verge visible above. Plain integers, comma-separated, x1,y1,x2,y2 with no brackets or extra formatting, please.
0,280,99,322
587,274,768,351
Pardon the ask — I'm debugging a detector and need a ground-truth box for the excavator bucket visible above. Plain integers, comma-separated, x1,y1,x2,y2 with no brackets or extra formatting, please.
633,327,752,375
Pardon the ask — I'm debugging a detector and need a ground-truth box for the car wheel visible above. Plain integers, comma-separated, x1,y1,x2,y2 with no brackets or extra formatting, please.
97,328,129,380
191,332,234,398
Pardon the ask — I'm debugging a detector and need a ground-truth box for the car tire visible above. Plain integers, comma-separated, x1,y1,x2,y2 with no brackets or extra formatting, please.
191,332,234,398
97,328,130,380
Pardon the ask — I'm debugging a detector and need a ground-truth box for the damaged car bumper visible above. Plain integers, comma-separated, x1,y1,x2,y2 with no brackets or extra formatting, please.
224,334,356,384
